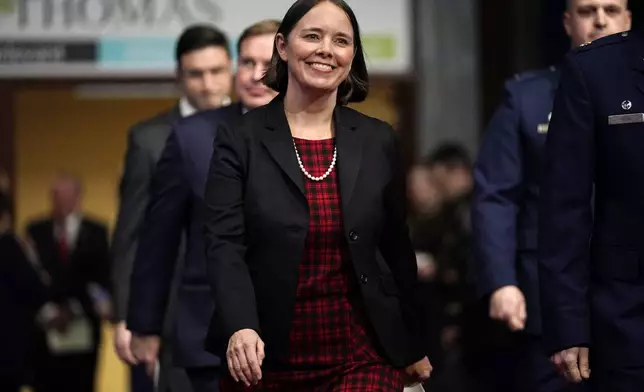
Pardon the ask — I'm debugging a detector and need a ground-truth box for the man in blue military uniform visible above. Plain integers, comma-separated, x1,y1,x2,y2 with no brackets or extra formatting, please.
538,24,644,392
471,1,631,391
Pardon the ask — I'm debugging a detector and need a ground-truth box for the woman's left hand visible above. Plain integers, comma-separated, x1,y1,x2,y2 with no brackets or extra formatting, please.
404,356,433,385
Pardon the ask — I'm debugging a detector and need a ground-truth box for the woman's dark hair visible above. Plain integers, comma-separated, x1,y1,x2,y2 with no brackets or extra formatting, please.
262,0,369,105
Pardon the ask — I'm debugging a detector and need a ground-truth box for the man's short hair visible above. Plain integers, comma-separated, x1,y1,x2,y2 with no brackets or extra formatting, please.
237,20,281,56
175,24,231,64
425,142,472,169
566,0,629,10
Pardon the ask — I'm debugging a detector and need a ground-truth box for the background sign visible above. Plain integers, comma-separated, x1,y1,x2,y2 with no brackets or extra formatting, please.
0,0,412,77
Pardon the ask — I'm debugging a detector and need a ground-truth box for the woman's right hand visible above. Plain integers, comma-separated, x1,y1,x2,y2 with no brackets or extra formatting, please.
404,356,433,386
227,328,265,386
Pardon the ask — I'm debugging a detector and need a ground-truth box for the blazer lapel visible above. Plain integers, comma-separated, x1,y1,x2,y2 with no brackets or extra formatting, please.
335,106,362,212
260,97,306,196
259,97,363,207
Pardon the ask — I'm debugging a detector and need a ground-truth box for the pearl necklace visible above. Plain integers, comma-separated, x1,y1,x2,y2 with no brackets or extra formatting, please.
292,139,337,181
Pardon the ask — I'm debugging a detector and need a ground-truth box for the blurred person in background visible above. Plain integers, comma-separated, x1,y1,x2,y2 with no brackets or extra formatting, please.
407,162,445,390
408,163,444,289
408,162,444,287
110,24,233,392
428,143,474,206
425,145,473,310
27,173,111,392
412,143,474,392
409,163,443,218
126,20,280,392
471,0,631,391
0,183,48,392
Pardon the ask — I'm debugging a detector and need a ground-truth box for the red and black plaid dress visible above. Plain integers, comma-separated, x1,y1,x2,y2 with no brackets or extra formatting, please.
221,138,404,391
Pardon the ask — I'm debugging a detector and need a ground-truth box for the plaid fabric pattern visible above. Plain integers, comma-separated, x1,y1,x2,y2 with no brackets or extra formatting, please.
222,138,404,391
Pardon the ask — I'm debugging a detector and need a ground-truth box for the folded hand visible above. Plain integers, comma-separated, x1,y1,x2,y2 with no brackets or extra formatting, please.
489,285,526,331
227,328,265,387
551,347,590,383
404,356,432,386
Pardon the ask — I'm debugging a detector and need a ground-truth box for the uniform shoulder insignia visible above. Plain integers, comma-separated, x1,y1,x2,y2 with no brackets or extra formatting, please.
574,31,630,53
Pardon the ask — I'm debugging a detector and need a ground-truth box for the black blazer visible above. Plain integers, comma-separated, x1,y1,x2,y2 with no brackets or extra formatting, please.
203,96,427,368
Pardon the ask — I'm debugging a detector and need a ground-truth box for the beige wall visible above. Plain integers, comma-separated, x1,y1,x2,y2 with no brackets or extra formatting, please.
14,87,176,232
13,81,398,391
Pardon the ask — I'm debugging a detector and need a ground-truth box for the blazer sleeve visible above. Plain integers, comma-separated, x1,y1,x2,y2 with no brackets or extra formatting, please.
538,53,594,354
127,130,190,335
471,80,523,298
203,121,260,340
378,128,427,363
110,128,156,322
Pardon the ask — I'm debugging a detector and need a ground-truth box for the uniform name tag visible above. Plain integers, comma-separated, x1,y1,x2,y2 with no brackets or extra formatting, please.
608,113,644,125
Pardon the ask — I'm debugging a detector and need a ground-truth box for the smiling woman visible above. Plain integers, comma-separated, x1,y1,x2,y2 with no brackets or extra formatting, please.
262,0,368,105
203,0,432,391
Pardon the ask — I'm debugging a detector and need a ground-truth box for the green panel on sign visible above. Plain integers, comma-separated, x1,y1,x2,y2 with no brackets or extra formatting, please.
361,35,396,60
0,0,15,13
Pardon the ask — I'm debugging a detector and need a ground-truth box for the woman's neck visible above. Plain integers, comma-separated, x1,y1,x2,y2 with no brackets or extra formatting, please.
283,80,337,140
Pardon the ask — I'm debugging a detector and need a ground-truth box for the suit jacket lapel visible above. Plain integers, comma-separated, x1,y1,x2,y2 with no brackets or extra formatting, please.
335,106,362,212
260,97,306,197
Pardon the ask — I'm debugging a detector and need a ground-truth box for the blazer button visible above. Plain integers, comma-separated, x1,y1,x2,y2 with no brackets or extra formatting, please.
360,274,368,284
349,230,359,242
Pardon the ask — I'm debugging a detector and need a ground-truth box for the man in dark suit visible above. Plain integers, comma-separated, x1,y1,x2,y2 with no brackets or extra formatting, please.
538,27,644,391
27,173,110,392
110,24,233,392
127,20,279,392
471,1,631,391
